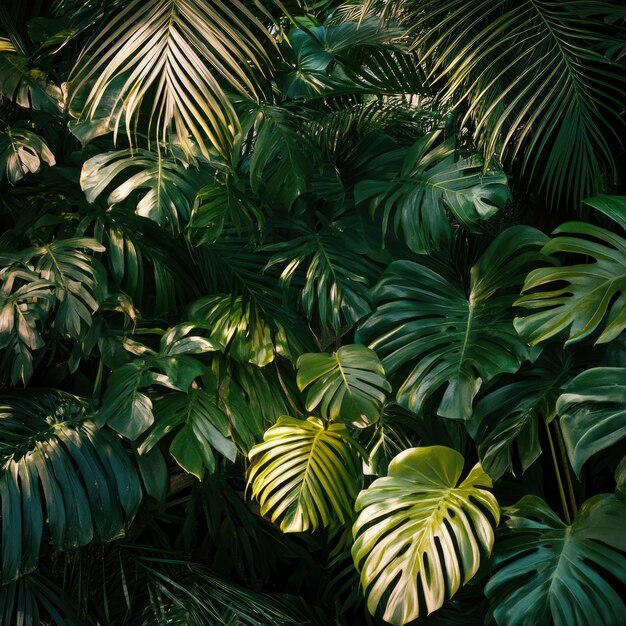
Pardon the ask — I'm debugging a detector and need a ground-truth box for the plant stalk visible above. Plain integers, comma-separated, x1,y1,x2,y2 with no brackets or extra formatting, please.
553,419,578,517
546,420,571,524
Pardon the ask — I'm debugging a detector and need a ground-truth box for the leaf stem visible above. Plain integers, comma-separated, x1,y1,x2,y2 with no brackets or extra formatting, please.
553,419,577,517
545,420,570,524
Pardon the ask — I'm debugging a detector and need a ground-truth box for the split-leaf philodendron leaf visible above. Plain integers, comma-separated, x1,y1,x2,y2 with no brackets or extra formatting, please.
352,445,499,625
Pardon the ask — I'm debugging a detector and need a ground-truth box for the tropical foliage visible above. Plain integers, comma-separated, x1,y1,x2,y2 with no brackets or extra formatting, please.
0,0,625,624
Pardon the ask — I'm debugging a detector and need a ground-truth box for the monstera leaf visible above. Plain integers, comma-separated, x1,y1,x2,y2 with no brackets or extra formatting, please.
357,227,548,418
556,367,626,477
296,345,391,427
0,392,143,583
352,446,499,626
0,127,55,183
139,386,237,480
0,268,54,384
265,217,380,332
486,494,626,626
469,350,574,479
81,149,206,231
515,195,626,346
247,416,361,533
355,131,510,253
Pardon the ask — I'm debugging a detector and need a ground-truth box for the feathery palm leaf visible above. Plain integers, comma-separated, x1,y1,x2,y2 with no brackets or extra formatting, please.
387,0,626,205
69,0,283,158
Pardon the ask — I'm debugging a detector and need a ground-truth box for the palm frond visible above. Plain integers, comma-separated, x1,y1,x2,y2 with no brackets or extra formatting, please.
393,0,626,206
69,0,284,159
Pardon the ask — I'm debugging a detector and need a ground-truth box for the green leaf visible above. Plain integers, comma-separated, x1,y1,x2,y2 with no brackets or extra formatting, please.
81,149,206,232
0,268,54,384
264,217,380,332
23,238,106,340
98,361,154,440
0,391,142,583
469,350,574,479
247,416,361,533
182,295,280,367
139,387,237,480
0,127,55,184
556,367,626,477
515,195,626,346
355,131,510,253
616,455,626,500
352,445,499,626
296,345,391,427
486,494,626,626
358,226,547,418
0,51,64,114
400,1,626,206
70,0,281,159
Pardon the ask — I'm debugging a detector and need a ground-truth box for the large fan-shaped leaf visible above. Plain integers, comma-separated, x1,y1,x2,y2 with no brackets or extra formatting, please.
247,416,361,533
515,195,626,346
486,494,626,626
391,0,626,205
0,127,55,184
352,446,499,626
357,226,548,418
81,149,206,231
296,345,391,427
264,217,380,333
139,386,237,480
70,0,281,158
469,350,574,479
354,130,510,253
0,391,143,583
556,367,626,477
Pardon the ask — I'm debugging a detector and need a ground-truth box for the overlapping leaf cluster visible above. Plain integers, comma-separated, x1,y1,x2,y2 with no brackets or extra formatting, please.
0,1,625,625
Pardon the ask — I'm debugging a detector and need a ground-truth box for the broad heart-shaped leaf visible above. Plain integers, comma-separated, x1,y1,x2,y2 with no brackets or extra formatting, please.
0,127,55,184
469,350,574,479
0,268,54,385
486,494,626,626
352,446,499,626
515,195,626,346
0,391,142,583
139,386,237,481
81,149,206,232
556,367,626,477
247,416,361,533
296,345,391,428
357,226,548,419
354,130,510,254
